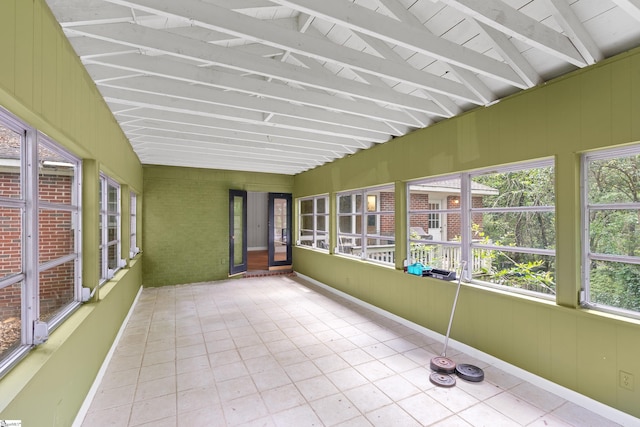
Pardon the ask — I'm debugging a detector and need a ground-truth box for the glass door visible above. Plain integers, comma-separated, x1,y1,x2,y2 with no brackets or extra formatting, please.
268,193,292,267
229,190,247,275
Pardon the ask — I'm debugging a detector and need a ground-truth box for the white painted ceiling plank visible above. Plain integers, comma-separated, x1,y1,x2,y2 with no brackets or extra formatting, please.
85,53,424,126
610,0,640,22
354,31,459,120
139,156,304,174
98,75,398,135
373,0,496,108
439,0,587,67
127,126,343,157
272,0,525,88
115,109,366,148
100,0,480,102
135,146,321,165
102,85,391,141
447,65,496,105
43,0,640,174
68,23,445,114
545,0,603,64
126,125,345,156
129,137,329,165
473,21,542,88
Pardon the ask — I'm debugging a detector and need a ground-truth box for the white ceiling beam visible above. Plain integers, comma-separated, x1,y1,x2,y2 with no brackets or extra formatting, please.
138,155,305,175
354,31,459,117
544,0,603,65
372,0,496,106
67,36,139,58
611,0,640,22
473,21,542,88
100,0,481,102
129,137,328,166
47,0,138,26
84,63,140,82
272,0,525,88
67,23,448,114
447,65,496,105
100,85,391,141
127,126,343,158
289,52,434,127
134,145,321,166
438,0,587,67
84,54,425,126
98,75,398,135
138,150,313,172
115,109,368,148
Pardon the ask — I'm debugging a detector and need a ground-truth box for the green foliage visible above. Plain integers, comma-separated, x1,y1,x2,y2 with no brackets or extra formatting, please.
492,259,556,295
472,166,556,292
590,262,640,312
587,154,640,312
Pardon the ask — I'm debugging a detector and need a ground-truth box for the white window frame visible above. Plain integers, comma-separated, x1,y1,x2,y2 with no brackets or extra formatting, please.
130,192,139,258
407,159,556,298
336,185,395,266
581,145,640,319
99,174,122,283
468,160,556,297
297,194,329,251
0,108,82,377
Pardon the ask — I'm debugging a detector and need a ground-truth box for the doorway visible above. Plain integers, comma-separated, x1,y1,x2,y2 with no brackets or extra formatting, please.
229,190,292,275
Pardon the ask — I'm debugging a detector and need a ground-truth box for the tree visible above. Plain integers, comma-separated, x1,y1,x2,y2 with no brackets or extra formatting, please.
472,166,556,294
587,154,640,311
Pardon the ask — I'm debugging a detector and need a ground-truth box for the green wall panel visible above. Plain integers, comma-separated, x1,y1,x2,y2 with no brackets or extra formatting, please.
0,1,16,93
142,165,293,287
293,48,640,418
0,262,142,426
0,0,144,424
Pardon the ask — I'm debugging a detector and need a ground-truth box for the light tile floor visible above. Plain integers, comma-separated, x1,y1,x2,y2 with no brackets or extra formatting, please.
80,275,623,427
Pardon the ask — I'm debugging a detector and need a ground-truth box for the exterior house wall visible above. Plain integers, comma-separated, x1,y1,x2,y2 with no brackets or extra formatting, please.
408,193,430,235
0,171,75,319
379,191,395,235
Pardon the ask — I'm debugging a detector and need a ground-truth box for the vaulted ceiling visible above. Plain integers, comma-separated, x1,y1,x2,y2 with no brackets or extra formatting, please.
46,0,640,175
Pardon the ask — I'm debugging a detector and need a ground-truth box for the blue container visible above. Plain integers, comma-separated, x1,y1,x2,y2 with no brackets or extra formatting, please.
407,263,431,276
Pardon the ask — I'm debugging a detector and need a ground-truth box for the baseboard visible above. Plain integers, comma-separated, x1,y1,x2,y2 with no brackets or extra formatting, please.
295,272,639,427
72,285,144,427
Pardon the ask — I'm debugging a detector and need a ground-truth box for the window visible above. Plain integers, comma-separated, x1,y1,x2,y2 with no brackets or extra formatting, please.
99,174,121,282
408,176,462,271
582,145,640,317
408,160,556,297
470,161,555,295
1,108,81,374
130,192,139,258
297,195,329,250
337,185,395,265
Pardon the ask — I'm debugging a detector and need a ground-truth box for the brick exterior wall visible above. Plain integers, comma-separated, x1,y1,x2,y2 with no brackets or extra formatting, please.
409,192,431,234
1,170,75,321
379,191,395,235
443,195,484,240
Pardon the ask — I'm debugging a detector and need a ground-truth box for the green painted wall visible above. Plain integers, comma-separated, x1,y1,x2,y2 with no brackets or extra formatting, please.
142,165,293,286
0,0,144,424
293,49,640,418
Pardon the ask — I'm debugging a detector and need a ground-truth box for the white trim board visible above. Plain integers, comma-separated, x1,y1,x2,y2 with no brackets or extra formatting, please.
295,272,639,426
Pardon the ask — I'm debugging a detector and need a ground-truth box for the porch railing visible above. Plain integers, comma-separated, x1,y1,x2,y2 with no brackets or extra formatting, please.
348,243,491,273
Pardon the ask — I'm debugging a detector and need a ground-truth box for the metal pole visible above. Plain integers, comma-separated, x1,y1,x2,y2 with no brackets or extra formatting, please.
442,261,467,357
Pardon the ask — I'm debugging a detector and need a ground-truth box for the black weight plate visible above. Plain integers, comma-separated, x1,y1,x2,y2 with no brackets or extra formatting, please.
430,356,456,374
429,372,456,387
455,364,484,382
